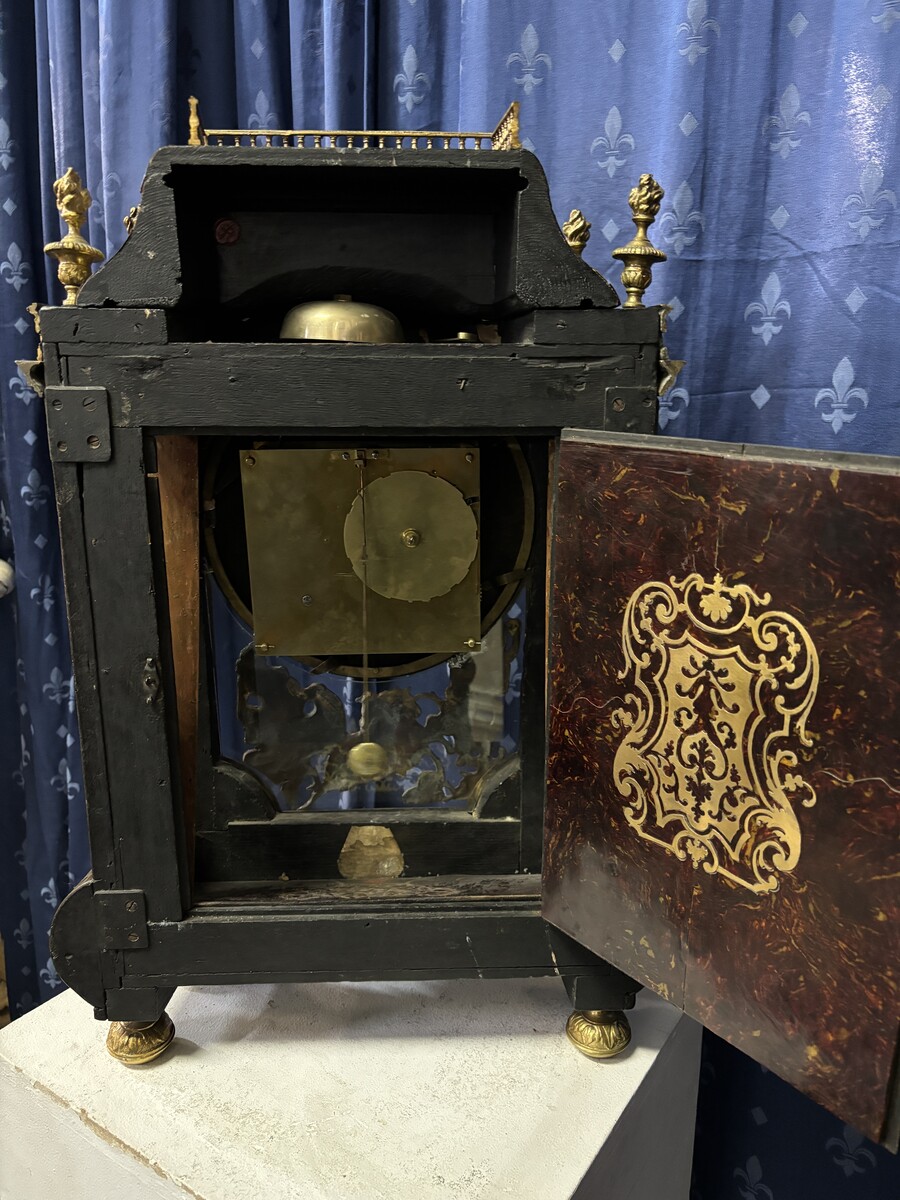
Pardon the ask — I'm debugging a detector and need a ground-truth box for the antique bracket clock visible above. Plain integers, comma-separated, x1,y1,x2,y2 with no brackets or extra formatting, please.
31,100,898,1148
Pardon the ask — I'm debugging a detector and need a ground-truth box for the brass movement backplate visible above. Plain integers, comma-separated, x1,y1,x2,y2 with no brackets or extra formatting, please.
241,446,481,656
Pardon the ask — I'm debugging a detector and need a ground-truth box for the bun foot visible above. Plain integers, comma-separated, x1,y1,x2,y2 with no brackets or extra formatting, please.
106,1012,175,1065
566,1008,632,1059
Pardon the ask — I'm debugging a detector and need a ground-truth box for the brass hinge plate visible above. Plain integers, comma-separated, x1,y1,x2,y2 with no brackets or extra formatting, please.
604,386,658,434
94,889,149,950
45,386,111,462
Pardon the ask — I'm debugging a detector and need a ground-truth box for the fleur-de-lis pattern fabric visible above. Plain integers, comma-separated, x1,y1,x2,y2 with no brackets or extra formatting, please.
1,2,898,1195
694,1032,900,1198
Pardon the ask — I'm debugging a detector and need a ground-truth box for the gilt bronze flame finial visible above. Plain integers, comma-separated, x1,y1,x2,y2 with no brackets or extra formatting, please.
562,209,591,256
612,174,667,309
43,168,104,306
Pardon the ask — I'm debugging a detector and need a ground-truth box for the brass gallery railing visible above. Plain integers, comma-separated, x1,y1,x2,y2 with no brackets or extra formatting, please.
186,96,521,151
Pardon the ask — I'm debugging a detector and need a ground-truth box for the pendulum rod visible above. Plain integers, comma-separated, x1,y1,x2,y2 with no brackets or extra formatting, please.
356,452,370,739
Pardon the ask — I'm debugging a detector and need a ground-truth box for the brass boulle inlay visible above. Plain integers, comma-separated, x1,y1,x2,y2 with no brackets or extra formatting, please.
612,573,819,893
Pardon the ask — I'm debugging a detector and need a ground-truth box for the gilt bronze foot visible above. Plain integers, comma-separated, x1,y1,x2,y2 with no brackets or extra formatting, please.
566,1009,632,1059
106,1012,175,1065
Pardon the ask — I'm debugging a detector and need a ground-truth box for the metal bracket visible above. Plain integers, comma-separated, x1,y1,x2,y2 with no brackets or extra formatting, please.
142,657,161,705
94,889,149,950
604,385,658,434
45,386,111,462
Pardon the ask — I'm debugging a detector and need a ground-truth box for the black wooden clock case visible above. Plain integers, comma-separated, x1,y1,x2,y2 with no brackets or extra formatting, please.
44,145,661,1033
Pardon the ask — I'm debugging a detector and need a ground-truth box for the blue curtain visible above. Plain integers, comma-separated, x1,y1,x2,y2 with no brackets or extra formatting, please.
1,2,898,1194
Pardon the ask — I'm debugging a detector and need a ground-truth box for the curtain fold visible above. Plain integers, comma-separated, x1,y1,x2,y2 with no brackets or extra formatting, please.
1,3,898,1195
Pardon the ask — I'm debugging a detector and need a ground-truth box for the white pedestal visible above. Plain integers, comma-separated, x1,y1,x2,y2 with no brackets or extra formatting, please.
0,979,700,1200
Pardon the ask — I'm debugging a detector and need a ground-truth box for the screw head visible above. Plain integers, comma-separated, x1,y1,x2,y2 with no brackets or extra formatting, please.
401,528,421,548
244,454,256,466
465,452,474,462
612,396,626,413
302,594,313,605
125,900,137,913
214,217,241,245
128,933,140,943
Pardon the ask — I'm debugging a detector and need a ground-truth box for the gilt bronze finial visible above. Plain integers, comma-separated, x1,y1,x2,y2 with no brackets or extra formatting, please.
43,167,104,305
612,174,667,309
187,95,203,146
562,209,591,256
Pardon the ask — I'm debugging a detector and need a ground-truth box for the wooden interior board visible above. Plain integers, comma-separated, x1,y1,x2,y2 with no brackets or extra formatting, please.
543,429,900,1146
194,874,543,908
155,435,200,878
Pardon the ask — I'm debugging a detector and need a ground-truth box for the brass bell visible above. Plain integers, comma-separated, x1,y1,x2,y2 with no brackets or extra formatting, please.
279,294,403,343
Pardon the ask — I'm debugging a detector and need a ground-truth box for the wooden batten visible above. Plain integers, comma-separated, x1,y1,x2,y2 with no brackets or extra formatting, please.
155,436,200,877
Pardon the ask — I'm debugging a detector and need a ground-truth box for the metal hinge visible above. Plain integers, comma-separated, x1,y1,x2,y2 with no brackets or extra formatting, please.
94,889,149,950
45,386,111,462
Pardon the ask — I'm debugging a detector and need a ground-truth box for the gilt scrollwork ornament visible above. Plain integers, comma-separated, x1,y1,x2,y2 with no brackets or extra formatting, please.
612,174,667,309
657,304,686,397
657,346,686,397
612,572,819,894
43,167,104,305
26,301,43,362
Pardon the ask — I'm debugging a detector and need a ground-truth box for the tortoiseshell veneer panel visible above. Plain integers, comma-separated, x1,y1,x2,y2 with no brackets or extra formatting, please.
544,431,900,1145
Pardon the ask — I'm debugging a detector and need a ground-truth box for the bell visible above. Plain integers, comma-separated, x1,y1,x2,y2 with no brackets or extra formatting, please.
279,294,403,343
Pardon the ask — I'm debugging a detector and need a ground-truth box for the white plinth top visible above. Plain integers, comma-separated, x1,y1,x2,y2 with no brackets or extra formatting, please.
0,978,694,1200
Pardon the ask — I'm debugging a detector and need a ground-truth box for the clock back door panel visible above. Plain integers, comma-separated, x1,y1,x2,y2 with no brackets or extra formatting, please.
543,428,900,1147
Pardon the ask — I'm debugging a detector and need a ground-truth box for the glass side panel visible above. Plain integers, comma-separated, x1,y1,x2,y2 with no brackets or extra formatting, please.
210,578,524,813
